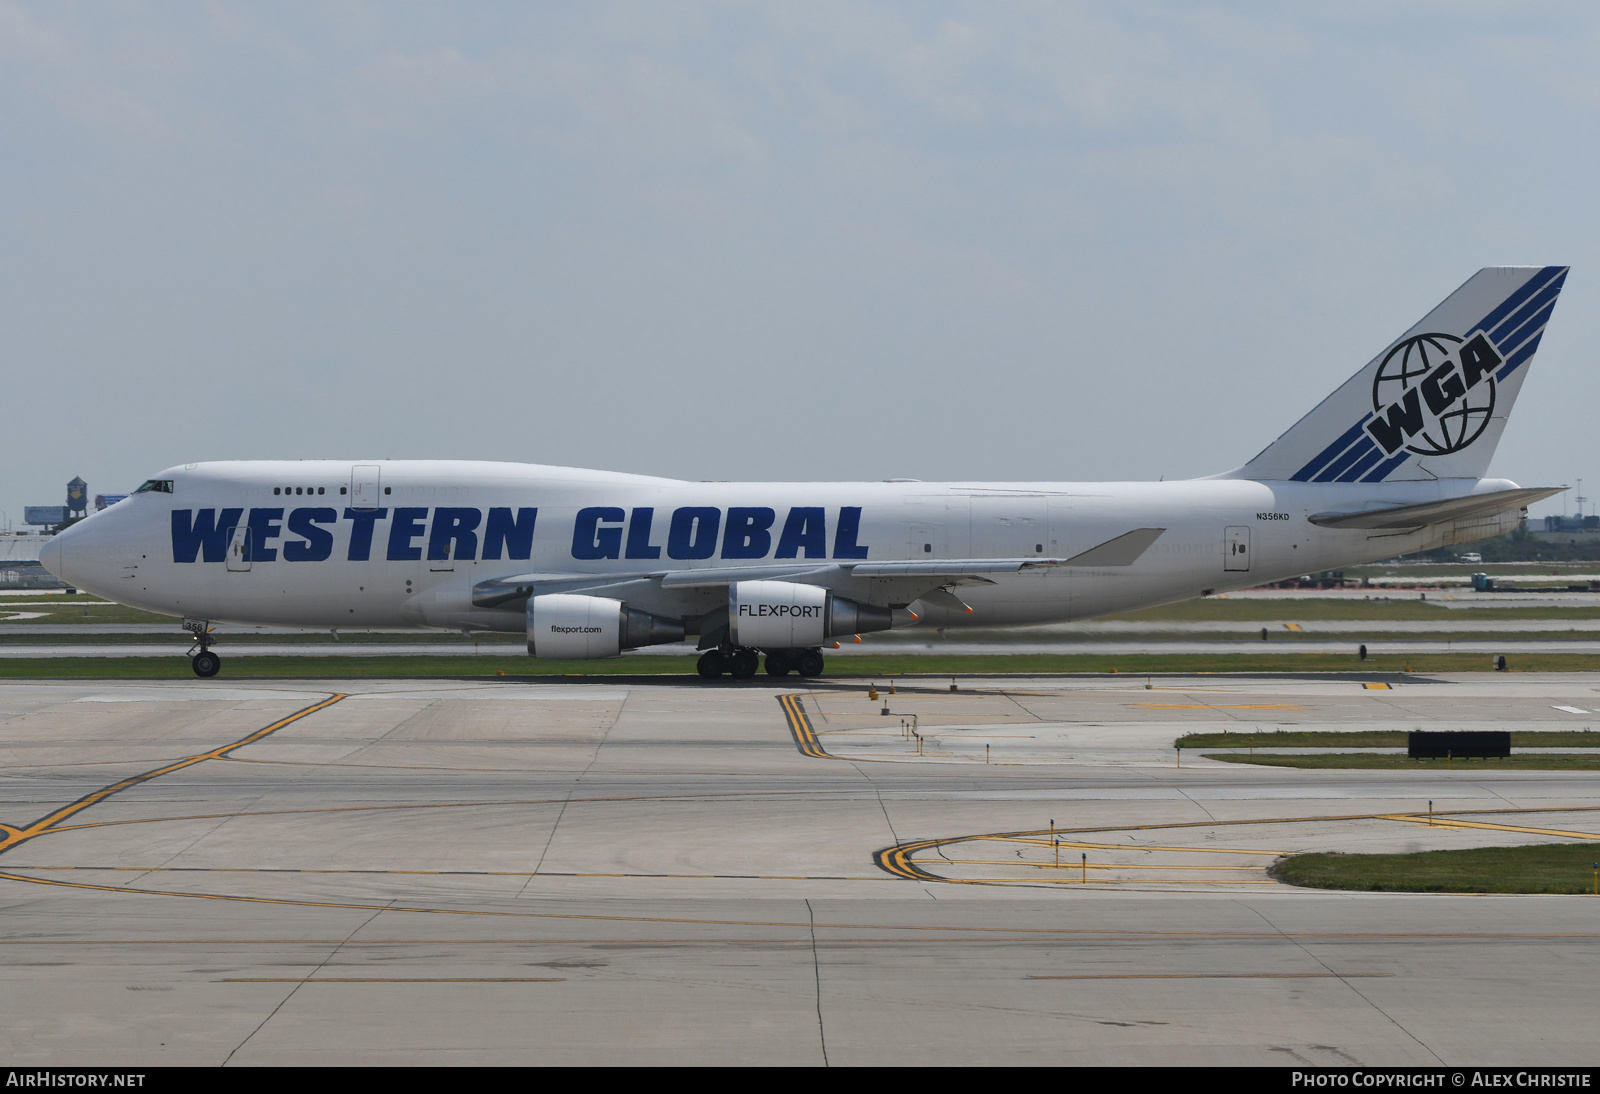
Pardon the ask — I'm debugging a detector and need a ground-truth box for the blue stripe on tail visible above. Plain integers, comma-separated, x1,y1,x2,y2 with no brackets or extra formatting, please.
1361,451,1410,482
1291,416,1373,482
1312,267,1566,484
1474,266,1564,336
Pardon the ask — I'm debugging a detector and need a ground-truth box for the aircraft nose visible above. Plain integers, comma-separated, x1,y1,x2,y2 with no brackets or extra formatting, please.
38,534,68,583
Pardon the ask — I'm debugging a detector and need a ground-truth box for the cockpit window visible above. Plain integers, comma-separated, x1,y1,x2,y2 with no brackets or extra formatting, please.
133,479,174,494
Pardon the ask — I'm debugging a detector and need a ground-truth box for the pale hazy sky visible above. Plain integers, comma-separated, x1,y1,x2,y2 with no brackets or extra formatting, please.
4,2,1598,525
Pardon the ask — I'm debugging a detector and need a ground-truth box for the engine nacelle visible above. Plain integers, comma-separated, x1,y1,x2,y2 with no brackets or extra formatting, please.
527,594,684,659
728,580,893,648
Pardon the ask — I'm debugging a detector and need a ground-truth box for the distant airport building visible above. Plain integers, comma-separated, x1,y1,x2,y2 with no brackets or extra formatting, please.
1543,515,1598,532
24,477,105,527
0,533,67,588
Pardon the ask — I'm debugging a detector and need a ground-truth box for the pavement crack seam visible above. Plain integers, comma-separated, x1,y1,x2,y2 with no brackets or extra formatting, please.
520,692,623,893
1237,900,1443,1065
221,903,389,1066
806,898,829,1067
1176,789,1220,823
0,694,347,860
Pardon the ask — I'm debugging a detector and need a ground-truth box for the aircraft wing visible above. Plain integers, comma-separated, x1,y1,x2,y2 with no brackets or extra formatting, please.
471,529,1167,612
1308,488,1562,530
472,560,1048,607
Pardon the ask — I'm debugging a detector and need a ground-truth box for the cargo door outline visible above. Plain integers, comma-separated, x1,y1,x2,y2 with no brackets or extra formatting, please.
1224,526,1250,572
225,526,252,572
970,496,1047,557
350,465,382,512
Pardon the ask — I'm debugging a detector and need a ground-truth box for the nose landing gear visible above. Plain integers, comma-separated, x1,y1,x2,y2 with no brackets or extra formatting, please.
183,619,222,678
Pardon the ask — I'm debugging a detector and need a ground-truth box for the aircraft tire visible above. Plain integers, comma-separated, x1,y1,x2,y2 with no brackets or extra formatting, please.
796,650,824,678
192,651,221,678
696,651,725,679
764,650,792,676
729,649,760,679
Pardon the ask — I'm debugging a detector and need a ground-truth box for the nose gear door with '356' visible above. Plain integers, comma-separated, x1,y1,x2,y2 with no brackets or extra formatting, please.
1224,526,1250,572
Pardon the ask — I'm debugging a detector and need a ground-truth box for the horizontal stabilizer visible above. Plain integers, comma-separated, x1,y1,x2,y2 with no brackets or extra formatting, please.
1062,528,1166,567
1308,487,1562,530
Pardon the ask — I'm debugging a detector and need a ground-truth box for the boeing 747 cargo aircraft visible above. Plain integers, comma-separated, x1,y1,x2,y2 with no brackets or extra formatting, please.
40,267,1568,679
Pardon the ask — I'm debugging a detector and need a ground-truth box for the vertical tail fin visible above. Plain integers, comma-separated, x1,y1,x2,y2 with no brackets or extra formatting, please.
1229,266,1568,482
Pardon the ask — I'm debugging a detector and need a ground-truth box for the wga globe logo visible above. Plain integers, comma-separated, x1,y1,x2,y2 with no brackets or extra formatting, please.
1365,331,1502,457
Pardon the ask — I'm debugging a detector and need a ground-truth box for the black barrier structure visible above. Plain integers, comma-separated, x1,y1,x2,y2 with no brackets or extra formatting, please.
1408,730,1510,759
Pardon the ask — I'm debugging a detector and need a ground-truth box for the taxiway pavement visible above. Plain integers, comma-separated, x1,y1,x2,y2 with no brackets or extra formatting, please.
2,673,1599,1065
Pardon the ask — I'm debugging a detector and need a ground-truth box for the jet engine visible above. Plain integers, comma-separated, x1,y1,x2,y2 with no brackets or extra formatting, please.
728,580,892,648
527,593,684,659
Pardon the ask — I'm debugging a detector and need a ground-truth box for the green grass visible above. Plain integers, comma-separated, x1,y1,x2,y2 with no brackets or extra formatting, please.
1178,730,1600,749
1273,843,1600,893
0,655,700,679
0,596,179,624
3,650,1600,679
0,631,528,645
1110,599,1600,622
1205,752,1600,770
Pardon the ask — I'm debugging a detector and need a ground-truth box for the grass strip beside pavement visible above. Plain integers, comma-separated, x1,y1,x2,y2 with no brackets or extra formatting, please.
1274,843,1600,894
1178,730,1600,749
5,651,1600,679
0,599,181,624
1206,753,1600,770
1113,600,1600,622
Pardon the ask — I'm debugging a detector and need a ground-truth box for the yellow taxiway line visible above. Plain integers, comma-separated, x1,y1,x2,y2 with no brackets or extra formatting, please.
778,693,833,759
0,694,347,857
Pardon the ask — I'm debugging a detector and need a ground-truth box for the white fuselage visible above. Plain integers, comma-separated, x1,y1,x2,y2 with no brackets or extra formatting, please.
42,460,1519,636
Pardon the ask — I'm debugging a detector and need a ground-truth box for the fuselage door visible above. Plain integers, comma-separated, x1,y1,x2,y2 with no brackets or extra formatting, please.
907,524,943,559
225,526,252,572
970,496,1048,557
1224,526,1250,572
350,465,382,511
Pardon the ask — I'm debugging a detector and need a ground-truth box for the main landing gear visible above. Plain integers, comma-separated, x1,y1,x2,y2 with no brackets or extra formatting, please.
697,647,825,680
183,619,222,678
